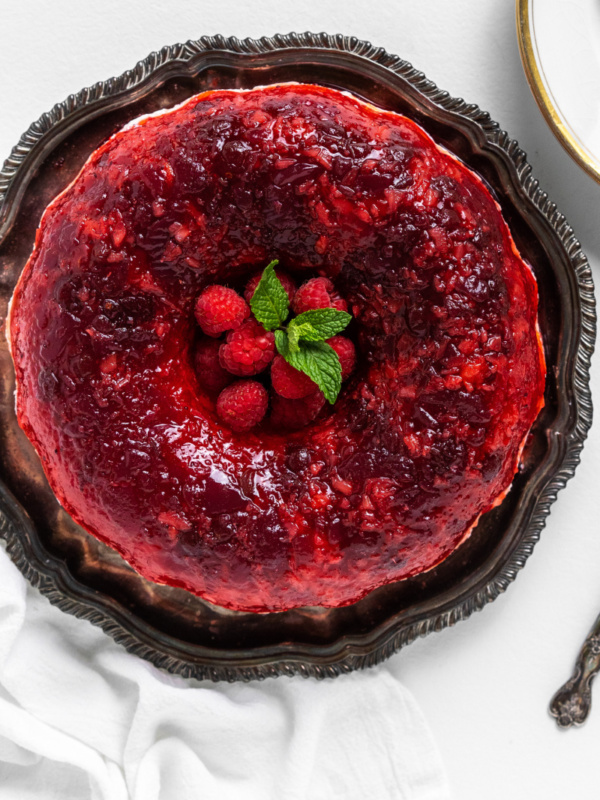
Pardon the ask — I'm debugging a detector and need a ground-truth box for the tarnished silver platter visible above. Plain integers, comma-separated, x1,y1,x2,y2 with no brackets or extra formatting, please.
0,33,594,681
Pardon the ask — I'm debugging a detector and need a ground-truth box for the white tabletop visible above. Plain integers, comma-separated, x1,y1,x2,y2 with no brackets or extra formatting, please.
1,1,599,798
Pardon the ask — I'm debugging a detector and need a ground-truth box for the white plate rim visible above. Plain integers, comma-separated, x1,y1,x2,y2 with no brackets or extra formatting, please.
516,0,600,184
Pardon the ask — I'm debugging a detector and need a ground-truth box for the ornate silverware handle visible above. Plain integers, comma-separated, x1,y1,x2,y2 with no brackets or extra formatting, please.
550,613,600,727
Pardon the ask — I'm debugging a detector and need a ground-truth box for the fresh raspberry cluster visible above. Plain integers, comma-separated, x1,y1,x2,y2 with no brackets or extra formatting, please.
193,267,356,432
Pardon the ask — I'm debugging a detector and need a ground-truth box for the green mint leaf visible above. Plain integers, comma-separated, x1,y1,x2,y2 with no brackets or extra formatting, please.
287,321,319,346
286,340,342,404
249,259,289,331
274,329,289,357
291,308,352,341
287,324,302,354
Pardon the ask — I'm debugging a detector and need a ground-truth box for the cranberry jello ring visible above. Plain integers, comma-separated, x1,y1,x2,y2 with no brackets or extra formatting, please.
8,84,545,612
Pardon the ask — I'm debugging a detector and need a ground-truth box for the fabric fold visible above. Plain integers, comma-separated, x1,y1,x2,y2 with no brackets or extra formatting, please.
0,544,452,799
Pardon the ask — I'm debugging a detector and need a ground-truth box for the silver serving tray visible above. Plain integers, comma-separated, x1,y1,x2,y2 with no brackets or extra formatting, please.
0,33,594,681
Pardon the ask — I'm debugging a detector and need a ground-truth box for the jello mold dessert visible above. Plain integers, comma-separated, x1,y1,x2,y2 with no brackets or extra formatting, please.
8,83,546,612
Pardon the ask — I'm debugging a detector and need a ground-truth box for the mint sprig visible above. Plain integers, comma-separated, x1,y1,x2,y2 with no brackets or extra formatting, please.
250,259,290,331
250,261,352,404
289,308,351,341
286,341,342,405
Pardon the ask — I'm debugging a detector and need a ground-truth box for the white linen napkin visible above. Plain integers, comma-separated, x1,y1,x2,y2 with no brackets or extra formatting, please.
0,543,452,800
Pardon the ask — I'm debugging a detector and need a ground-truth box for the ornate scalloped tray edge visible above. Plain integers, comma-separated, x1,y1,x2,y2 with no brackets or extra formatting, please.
0,33,595,681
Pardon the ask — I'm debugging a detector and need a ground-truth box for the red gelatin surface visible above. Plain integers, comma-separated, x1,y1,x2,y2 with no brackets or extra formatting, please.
8,84,545,612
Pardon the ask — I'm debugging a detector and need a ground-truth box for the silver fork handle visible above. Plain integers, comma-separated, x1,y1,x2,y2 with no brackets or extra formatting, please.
550,612,600,728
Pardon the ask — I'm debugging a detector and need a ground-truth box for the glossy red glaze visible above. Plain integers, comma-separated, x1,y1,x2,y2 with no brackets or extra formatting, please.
9,84,545,611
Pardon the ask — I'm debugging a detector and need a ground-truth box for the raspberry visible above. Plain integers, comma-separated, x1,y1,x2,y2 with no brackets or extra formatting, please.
270,390,325,430
327,336,356,380
292,277,347,314
244,269,296,304
194,285,250,337
216,380,268,432
219,319,275,376
194,338,234,394
270,355,318,399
